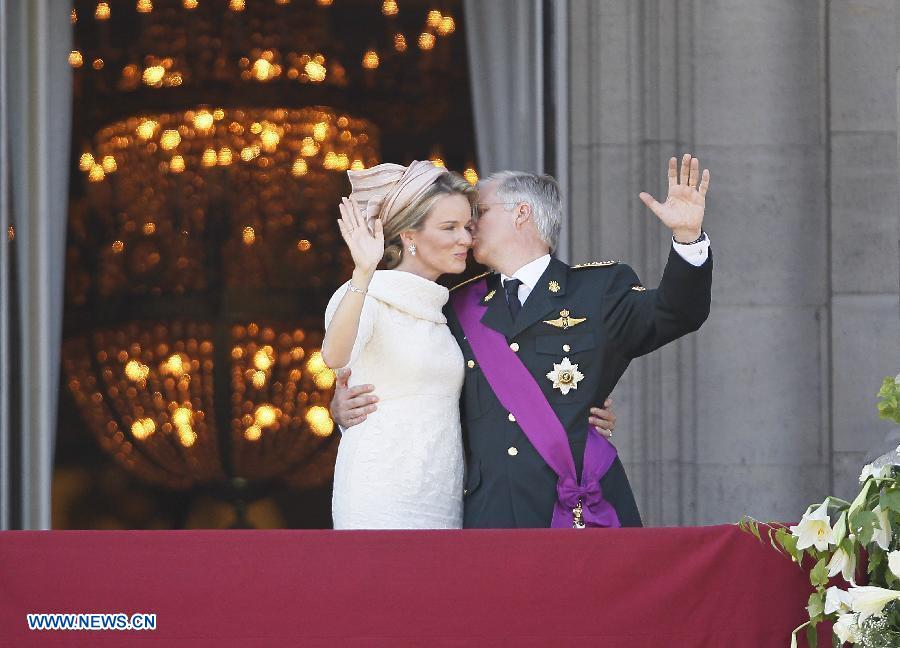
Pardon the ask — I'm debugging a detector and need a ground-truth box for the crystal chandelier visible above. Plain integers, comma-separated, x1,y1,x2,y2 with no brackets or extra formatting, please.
70,0,463,134
62,0,470,525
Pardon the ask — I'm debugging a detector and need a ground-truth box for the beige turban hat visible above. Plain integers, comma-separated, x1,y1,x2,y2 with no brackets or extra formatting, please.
347,161,449,226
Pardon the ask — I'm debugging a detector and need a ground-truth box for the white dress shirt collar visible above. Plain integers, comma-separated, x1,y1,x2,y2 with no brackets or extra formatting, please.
500,254,552,305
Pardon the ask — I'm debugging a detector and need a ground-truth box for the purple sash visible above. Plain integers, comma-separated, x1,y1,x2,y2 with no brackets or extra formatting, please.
452,279,621,528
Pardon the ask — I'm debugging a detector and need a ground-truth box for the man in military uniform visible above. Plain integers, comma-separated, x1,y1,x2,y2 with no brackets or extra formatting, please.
332,154,712,528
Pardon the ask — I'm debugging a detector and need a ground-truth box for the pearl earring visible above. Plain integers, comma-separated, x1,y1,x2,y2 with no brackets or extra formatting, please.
407,244,417,256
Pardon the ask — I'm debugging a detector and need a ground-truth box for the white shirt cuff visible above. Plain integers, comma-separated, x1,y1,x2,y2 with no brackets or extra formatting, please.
672,233,710,267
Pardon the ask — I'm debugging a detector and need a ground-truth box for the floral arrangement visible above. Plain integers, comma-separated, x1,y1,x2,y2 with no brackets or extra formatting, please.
741,374,900,647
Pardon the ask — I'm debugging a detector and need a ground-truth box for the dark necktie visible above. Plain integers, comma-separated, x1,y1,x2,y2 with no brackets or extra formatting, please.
503,278,523,320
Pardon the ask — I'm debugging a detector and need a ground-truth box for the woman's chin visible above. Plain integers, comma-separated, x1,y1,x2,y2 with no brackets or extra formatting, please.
446,260,467,275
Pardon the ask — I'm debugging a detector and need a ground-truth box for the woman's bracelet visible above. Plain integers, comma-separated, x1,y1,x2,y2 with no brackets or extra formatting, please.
347,282,368,295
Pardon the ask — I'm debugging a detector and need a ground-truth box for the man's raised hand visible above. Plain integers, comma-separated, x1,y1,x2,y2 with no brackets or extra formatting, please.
639,153,710,243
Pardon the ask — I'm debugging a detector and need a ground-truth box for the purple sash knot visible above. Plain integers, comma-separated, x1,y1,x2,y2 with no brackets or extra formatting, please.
553,471,619,528
556,476,601,510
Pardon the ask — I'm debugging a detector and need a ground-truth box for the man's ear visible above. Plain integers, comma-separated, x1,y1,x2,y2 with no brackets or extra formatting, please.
514,203,532,228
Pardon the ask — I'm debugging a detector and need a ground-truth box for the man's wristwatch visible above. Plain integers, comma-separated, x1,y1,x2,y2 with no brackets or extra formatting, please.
673,231,707,245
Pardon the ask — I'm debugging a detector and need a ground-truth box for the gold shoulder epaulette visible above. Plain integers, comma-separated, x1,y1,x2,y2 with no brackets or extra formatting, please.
572,260,619,269
450,271,493,292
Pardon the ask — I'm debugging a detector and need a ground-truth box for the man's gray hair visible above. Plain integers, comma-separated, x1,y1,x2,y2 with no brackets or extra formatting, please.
483,171,562,251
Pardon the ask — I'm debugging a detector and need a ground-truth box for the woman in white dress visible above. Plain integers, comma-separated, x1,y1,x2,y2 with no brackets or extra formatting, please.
322,161,475,529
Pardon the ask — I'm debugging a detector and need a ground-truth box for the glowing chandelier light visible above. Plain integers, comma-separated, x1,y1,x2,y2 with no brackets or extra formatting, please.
63,320,339,492
82,106,378,181
70,0,460,103
61,1,467,520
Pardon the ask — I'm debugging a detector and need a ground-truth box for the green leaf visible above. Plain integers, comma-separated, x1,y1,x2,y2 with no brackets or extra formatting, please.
887,600,900,627
850,510,878,546
810,557,829,588
840,537,855,556
879,375,900,425
880,489,900,514
749,521,761,541
780,530,799,558
805,621,818,648
826,496,851,510
849,480,873,518
868,549,884,575
770,532,787,556
807,590,824,620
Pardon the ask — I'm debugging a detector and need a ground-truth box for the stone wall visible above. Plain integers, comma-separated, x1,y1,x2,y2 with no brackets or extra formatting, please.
565,0,900,525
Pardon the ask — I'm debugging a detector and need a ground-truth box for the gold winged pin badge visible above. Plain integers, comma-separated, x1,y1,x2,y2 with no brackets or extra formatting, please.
543,309,587,330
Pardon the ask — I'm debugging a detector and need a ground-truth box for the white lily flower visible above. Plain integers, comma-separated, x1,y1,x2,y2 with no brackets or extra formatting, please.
848,586,900,621
831,509,850,546
860,464,874,483
829,523,843,546
859,463,892,482
872,506,891,551
833,612,860,644
827,548,857,585
889,550,900,579
790,501,832,551
824,586,853,614
894,372,900,385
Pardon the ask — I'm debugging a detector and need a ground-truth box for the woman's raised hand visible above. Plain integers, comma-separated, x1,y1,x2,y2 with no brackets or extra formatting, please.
337,197,384,276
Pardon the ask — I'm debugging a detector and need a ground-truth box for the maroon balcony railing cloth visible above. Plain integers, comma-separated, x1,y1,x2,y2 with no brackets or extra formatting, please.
0,525,829,647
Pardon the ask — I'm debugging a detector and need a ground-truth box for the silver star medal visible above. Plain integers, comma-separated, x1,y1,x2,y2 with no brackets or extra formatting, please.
546,357,584,395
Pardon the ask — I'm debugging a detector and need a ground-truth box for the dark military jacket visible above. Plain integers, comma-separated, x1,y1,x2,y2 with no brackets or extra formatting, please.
443,246,713,528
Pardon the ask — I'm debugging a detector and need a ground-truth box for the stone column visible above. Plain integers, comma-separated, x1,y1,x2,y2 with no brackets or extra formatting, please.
829,0,900,499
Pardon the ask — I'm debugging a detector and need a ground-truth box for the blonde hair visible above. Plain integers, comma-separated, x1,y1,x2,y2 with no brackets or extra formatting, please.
381,172,476,269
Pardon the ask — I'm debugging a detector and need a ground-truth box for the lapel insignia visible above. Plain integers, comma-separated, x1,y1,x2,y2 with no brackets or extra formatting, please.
483,289,497,303
548,280,560,293
542,309,587,330
572,259,619,269
631,284,647,292
546,357,584,395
